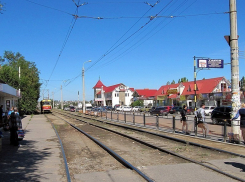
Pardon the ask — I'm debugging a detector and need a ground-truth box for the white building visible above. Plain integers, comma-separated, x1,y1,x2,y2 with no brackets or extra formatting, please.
0,80,21,112
93,80,134,107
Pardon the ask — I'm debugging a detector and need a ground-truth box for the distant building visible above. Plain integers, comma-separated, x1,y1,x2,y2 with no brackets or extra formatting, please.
155,77,232,107
93,80,134,107
0,79,21,112
132,89,157,106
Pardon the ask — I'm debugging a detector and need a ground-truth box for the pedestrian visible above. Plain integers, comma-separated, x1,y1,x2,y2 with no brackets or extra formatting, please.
0,105,3,125
9,107,22,146
232,103,245,143
195,103,209,137
180,105,190,135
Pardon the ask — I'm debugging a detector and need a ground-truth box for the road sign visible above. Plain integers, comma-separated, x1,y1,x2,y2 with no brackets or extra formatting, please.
197,59,224,68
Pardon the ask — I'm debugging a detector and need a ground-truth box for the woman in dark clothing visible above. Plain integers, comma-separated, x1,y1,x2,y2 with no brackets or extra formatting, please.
181,105,190,135
232,103,245,142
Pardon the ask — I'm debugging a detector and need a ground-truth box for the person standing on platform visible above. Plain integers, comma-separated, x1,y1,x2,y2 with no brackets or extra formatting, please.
232,103,245,143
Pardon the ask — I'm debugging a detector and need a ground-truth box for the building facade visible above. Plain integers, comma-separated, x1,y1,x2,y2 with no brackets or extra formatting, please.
93,80,134,107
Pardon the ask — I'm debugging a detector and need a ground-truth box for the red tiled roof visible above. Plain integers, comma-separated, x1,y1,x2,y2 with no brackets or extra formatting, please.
93,80,105,89
181,77,224,95
104,83,121,93
155,77,225,97
155,83,180,96
135,89,157,97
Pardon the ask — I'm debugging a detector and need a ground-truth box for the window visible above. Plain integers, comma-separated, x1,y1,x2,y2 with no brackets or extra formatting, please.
115,94,116,97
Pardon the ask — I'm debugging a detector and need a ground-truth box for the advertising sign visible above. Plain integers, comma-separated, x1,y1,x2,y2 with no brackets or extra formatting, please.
197,59,224,68
167,89,177,95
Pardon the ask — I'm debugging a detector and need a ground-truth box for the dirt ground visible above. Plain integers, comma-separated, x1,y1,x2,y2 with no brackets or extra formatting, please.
47,111,238,180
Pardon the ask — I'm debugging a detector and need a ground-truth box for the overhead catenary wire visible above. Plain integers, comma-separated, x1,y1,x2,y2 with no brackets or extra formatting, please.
85,0,174,72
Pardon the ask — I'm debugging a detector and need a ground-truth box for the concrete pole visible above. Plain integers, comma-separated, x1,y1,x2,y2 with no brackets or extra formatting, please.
82,67,85,113
82,60,91,113
61,85,63,110
52,92,54,109
230,0,241,141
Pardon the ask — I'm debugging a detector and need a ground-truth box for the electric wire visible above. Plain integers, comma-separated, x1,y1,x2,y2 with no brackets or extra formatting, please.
24,0,73,16
85,0,174,72
87,0,188,70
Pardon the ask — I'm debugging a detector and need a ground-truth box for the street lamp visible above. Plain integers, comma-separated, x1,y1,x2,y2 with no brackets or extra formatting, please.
82,60,92,114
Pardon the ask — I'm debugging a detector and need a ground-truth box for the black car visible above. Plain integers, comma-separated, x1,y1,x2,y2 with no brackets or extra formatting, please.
150,107,169,116
211,106,232,124
169,106,183,114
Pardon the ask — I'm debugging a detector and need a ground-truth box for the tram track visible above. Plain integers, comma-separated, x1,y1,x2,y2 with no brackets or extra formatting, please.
50,110,245,181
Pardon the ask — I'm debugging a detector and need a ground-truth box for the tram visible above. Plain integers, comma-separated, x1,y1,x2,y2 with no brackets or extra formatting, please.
40,99,52,113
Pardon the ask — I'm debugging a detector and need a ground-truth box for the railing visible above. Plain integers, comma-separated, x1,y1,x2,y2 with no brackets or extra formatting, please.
81,110,242,144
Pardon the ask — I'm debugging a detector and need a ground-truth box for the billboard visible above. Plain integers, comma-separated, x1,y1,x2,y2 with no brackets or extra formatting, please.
197,59,224,68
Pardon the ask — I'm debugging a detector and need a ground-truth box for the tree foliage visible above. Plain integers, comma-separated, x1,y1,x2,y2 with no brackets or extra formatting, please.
178,77,188,83
241,76,245,91
171,80,175,84
0,51,41,114
131,100,143,107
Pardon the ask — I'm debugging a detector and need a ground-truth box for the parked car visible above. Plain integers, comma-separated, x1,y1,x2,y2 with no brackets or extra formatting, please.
139,106,152,112
211,106,232,124
132,106,142,112
186,107,195,115
64,107,70,111
150,107,169,116
122,106,132,112
116,106,123,111
113,104,120,111
204,106,216,116
105,106,113,111
169,106,183,114
70,106,75,112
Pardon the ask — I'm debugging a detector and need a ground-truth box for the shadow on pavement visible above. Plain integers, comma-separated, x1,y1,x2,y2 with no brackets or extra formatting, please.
0,131,52,182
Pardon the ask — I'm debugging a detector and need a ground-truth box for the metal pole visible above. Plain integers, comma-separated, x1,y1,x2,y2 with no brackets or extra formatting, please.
194,56,198,137
124,112,126,123
173,115,175,133
143,113,145,126
223,119,227,142
156,114,159,129
230,0,241,142
133,112,135,125
111,111,112,121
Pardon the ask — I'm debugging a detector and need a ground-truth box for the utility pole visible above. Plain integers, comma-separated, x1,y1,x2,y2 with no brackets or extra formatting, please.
82,60,92,114
52,92,54,109
61,85,63,110
230,0,241,142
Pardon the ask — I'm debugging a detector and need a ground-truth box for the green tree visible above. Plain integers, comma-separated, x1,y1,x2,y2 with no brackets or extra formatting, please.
0,51,41,114
166,81,170,85
131,100,143,107
171,80,175,84
241,76,245,91
178,77,188,83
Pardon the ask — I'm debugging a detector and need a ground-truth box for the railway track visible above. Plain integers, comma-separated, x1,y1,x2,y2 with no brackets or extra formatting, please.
48,110,245,182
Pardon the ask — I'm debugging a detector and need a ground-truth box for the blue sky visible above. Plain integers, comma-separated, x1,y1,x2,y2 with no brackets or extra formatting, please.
1,0,245,101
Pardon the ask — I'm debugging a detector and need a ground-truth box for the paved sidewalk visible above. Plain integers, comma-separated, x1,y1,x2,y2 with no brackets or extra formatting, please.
0,114,65,182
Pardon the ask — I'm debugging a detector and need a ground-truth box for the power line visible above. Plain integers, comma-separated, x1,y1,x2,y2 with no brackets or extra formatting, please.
24,0,73,16
86,0,174,72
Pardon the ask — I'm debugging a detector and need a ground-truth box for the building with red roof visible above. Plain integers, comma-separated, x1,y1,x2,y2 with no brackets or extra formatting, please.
133,89,157,106
155,77,231,107
93,80,134,107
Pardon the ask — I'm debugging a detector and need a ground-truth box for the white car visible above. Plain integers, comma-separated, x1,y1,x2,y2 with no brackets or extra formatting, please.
122,106,132,112
116,106,123,111
204,106,216,116
132,106,142,112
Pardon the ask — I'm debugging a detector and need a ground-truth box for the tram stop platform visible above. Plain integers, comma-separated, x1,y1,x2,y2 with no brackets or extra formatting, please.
0,114,65,182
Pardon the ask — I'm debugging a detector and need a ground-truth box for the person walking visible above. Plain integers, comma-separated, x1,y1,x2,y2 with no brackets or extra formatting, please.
232,103,245,143
0,105,3,125
9,107,22,146
180,105,190,135
195,103,209,138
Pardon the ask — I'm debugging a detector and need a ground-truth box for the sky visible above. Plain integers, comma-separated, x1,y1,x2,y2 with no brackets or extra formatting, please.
1,0,245,102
